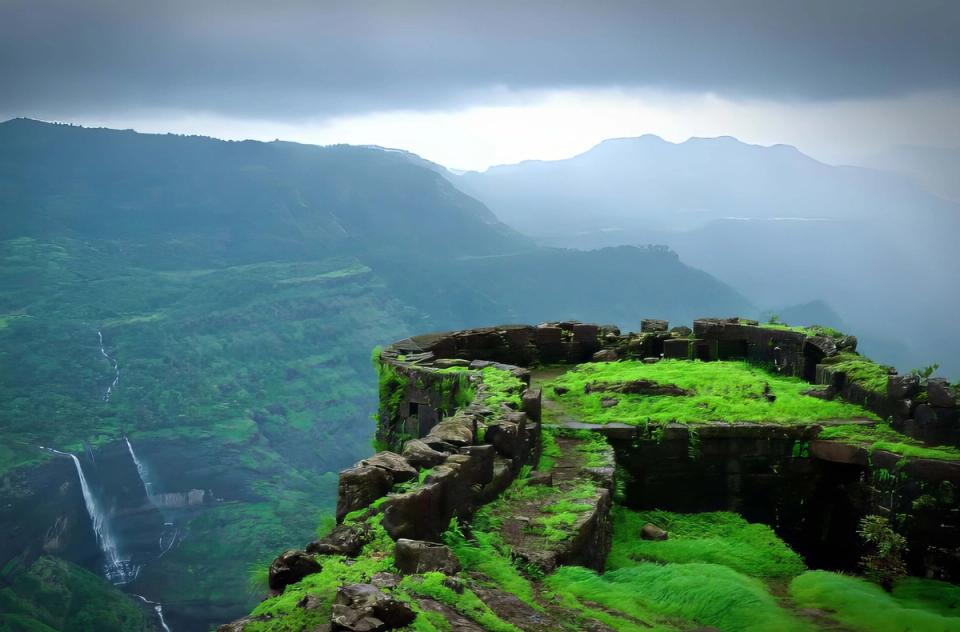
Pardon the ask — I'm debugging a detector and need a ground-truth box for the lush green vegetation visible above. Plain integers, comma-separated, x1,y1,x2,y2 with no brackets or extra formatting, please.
790,571,960,632
817,423,960,461
0,556,153,632
820,352,893,394
545,360,877,425
479,366,525,409
547,564,808,632
607,507,805,577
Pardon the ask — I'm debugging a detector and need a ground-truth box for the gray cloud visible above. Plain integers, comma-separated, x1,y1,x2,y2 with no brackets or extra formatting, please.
1,0,958,121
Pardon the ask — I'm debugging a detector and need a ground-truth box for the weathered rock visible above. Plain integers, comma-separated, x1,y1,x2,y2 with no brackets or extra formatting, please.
307,523,371,557
457,444,496,487
370,572,400,589
671,326,693,337
401,439,447,469
804,336,838,358
521,387,542,424
526,470,553,487
663,338,691,359
486,422,523,459
336,464,394,522
268,549,321,592
433,358,470,369
592,348,619,362
585,380,691,397
641,523,668,541
573,323,599,343
216,615,271,631
642,357,660,364
421,438,460,455
600,397,619,408
426,419,473,446
417,599,485,632
837,335,858,352
380,483,445,541
394,539,461,575
641,319,669,333
363,451,418,483
928,379,958,408
332,583,416,631
888,374,921,399
802,387,835,401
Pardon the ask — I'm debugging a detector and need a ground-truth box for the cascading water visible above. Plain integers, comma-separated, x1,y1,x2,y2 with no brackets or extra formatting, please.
125,436,180,557
132,594,172,632
125,436,154,497
41,446,140,584
98,329,120,402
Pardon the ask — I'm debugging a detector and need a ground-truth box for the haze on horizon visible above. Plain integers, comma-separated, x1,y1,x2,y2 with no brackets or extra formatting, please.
2,0,959,172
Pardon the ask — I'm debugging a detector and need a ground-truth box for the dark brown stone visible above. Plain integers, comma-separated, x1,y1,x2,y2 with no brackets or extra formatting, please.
641,523,668,541
641,319,669,332
888,374,921,399
332,583,416,631
585,380,691,397
928,379,958,408
307,523,371,557
268,549,321,592
426,419,473,446
394,539,461,575
809,440,868,465
401,439,447,469
336,464,394,522
592,348,619,362
362,452,418,484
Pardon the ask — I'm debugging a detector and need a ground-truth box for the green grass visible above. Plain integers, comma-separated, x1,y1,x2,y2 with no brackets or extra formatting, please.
536,426,562,472
545,360,877,425
817,423,960,461
821,352,892,394
790,571,960,631
607,508,806,577
480,366,526,409
546,564,810,632
401,572,522,632
444,525,541,611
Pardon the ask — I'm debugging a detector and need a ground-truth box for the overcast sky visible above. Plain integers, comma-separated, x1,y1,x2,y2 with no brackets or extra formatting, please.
2,0,958,170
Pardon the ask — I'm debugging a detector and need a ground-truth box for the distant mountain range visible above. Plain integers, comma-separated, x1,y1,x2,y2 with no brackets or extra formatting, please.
453,135,960,375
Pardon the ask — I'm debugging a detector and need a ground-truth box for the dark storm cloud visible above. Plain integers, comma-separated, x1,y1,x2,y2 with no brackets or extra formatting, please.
1,0,958,120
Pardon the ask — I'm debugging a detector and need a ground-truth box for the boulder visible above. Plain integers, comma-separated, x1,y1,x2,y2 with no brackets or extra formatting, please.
928,379,958,408
421,438,460,455
394,539,461,575
486,422,523,459
592,348,619,362
837,335,858,352
307,523,367,556
307,523,371,557
601,397,619,408
888,374,921,399
805,336,838,358
426,419,473,446
332,583,416,631
640,523,668,541
268,549,321,592
363,452,418,483
401,439,447,469
380,483,445,541
336,464,394,522
641,319,669,333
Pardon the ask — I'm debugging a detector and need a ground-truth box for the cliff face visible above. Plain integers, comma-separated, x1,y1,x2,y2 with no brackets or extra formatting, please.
225,318,960,632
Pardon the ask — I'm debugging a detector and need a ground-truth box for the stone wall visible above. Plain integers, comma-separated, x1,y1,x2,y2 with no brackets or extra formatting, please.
370,317,959,580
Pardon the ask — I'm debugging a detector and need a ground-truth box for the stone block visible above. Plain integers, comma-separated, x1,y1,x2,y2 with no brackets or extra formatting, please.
662,338,690,359
336,464,394,523
641,319,668,333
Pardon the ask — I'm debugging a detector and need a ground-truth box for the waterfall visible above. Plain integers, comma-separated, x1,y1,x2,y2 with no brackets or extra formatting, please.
125,436,153,497
98,329,120,402
41,446,139,584
132,594,173,632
